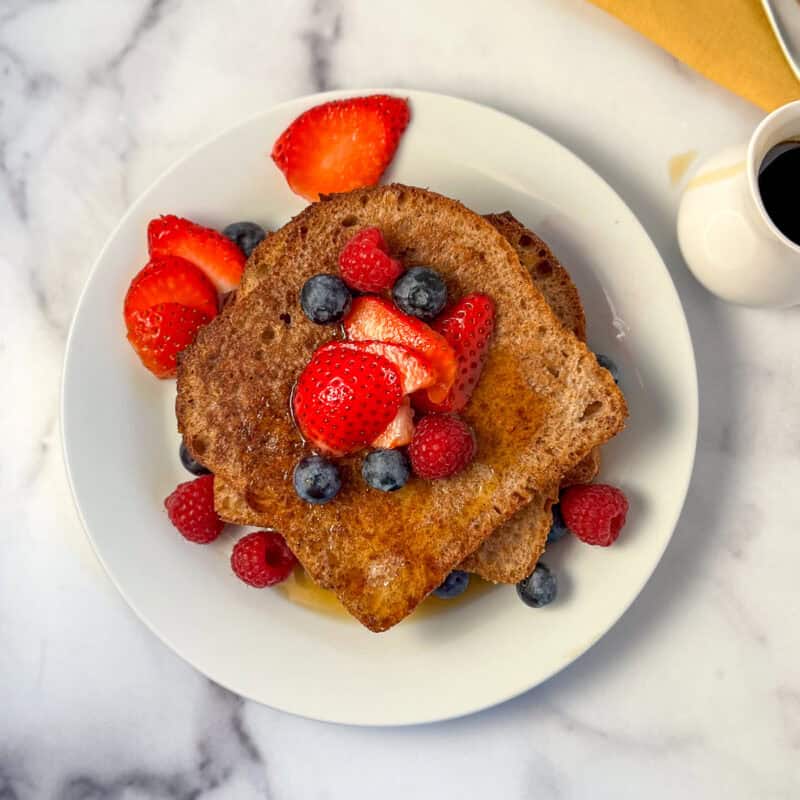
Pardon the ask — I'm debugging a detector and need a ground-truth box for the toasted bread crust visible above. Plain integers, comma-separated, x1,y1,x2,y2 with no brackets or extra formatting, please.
178,185,626,630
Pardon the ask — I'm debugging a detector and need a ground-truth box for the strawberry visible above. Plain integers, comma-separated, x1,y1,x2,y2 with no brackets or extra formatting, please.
292,342,403,456
338,227,403,292
317,340,436,395
371,398,414,449
126,302,211,378
124,256,218,321
413,293,495,413
147,215,245,293
271,95,410,201
343,297,457,403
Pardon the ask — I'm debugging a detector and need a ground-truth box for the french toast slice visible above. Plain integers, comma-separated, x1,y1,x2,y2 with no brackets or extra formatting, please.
177,185,626,631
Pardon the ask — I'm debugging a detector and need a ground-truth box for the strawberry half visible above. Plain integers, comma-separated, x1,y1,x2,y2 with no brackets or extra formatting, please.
371,398,414,449
413,293,495,413
343,296,457,403
317,340,436,395
126,302,211,378
124,256,218,321
148,215,245,293
292,342,403,456
271,95,410,201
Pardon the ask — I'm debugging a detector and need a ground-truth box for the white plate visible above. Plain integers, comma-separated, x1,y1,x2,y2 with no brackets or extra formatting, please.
62,89,697,726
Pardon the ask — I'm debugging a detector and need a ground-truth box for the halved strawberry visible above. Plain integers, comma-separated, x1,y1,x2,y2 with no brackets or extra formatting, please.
343,297,457,403
271,95,410,201
371,398,414,449
124,256,218,321
317,340,436,395
126,302,211,378
292,342,403,456
413,293,495,413
147,215,245,293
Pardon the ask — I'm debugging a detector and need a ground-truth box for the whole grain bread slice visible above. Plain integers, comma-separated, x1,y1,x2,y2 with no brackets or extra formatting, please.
177,185,626,631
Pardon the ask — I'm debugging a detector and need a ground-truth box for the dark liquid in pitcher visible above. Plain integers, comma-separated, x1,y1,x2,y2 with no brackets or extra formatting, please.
757,141,800,245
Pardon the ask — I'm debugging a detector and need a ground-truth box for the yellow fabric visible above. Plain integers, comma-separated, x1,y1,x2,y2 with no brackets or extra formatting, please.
589,0,800,111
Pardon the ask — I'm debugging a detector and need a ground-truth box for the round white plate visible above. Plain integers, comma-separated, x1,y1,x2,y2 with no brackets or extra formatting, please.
62,89,697,726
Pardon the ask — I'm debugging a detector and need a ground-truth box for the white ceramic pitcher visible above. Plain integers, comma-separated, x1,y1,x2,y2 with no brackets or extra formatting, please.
678,100,800,307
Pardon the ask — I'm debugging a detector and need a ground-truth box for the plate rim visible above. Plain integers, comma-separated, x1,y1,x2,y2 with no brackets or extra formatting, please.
61,88,699,726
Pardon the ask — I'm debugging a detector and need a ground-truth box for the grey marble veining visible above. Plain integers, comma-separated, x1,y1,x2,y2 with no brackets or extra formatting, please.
2,0,799,797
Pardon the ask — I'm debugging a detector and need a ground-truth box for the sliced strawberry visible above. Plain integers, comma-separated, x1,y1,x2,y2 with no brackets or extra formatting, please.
271,95,410,201
317,340,436,395
147,215,245,293
124,256,218,322
292,342,403,456
371,398,414,449
126,302,211,378
413,293,495,413
343,296,457,403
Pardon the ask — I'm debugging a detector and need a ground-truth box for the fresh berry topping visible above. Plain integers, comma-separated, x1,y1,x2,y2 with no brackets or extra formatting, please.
338,227,403,292
344,296,457,402
413,293,495,413
434,570,469,599
392,267,447,321
319,341,436,394
271,95,410,201
179,440,210,476
164,474,223,543
148,215,245,293
293,344,403,456
222,221,266,258
596,353,620,385
362,448,411,492
231,531,297,587
546,503,569,544
560,484,629,547
371,398,414,448
124,256,218,321
126,302,211,378
408,414,476,480
300,274,352,324
516,563,557,608
293,455,342,504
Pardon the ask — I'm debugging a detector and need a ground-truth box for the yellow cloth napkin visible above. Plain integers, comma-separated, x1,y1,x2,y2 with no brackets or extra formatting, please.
589,0,800,110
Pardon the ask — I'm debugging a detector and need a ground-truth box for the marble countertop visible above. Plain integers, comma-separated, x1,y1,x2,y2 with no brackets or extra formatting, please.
3,0,799,797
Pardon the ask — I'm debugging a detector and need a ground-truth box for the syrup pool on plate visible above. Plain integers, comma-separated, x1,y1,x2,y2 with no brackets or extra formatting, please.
277,566,496,620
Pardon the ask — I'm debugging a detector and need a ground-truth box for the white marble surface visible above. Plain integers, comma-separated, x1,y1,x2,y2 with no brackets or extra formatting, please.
3,0,800,796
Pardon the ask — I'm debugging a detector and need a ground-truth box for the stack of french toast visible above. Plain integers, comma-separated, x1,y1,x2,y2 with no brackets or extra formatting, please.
176,184,626,632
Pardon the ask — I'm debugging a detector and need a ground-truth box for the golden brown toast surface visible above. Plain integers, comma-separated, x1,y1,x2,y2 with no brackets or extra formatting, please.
459,212,599,582
178,185,626,630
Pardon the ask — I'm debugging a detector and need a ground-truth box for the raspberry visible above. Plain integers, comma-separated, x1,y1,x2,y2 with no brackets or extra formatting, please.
408,414,476,480
164,474,224,543
338,227,403,293
560,484,629,546
231,531,297,587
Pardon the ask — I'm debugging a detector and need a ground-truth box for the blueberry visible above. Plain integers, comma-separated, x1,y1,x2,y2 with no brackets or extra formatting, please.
362,449,410,492
222,221,266,258
434,570,470,599
180,440,210,476
547,504,570,544
300,274,352,324
516,563,558,608
293,455,341,504
596,353,620,385
392,267,447,320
